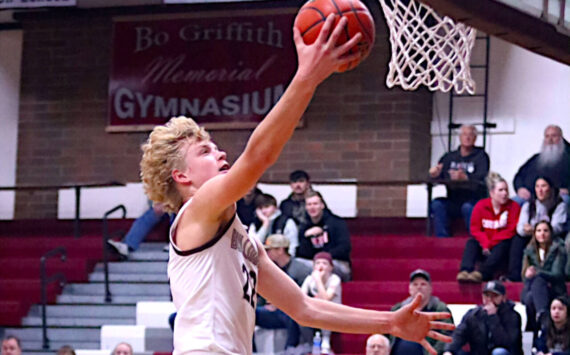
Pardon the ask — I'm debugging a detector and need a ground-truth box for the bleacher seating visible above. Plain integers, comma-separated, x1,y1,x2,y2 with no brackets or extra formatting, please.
1,218,568,355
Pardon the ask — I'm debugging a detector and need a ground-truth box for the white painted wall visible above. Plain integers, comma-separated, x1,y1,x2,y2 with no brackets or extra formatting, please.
407,36,570,217
57,182,358,219
0,30,22,220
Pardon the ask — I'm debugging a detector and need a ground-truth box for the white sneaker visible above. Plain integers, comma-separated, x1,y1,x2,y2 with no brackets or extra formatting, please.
107,239,129,258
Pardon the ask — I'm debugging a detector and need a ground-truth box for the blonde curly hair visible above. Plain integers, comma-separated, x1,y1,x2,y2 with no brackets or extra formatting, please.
140,116,210,213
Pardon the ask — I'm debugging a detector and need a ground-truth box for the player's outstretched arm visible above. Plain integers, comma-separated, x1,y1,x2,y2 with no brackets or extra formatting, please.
256,246,454,355
190,15,362,221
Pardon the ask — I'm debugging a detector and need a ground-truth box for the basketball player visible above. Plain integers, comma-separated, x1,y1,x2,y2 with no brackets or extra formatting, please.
141,15,453,355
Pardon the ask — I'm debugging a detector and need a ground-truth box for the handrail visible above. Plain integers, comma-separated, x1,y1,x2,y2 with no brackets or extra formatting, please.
102,204,127,303
0,181,125,238
40,247,67,350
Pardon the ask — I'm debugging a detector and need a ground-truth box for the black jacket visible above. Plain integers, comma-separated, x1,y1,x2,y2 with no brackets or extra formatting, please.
445,300,522,355
513,140,570,193
296,209,351,262
279,195,308,226
436,146,490,202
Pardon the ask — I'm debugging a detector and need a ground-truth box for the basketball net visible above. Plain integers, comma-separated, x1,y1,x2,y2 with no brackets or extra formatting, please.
379,0,477,94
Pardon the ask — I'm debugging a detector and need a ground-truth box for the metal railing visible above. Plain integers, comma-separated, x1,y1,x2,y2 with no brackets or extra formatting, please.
102,204,127,303
0,181,125,238
40,247,67,350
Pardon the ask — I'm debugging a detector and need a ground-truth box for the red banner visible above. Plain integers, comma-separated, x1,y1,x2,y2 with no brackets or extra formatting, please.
108,10,297,131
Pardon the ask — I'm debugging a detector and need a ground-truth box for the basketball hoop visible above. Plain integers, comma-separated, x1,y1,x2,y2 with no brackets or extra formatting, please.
378,0,477,94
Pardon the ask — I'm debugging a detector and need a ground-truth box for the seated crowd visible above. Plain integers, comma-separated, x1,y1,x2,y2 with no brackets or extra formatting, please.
247,124,569,354
95,125,569,355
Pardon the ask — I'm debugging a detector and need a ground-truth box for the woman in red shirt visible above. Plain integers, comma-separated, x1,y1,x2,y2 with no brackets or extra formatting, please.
457,172,521,283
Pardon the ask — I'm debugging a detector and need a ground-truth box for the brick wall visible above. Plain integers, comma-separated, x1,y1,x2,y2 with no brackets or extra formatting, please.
14,4,432,219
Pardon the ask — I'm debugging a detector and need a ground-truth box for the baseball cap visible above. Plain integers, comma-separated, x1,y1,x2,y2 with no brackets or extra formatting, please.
313,251,333,266
289,170,310,182
483,280,506,296
409,269,431,283
263,234,290,249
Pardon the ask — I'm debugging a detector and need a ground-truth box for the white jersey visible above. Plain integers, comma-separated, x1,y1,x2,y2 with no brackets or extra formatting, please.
168,199,259,354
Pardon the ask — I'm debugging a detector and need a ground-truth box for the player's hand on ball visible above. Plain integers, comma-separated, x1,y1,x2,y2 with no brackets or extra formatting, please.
391,294,454,355
293,15,362,87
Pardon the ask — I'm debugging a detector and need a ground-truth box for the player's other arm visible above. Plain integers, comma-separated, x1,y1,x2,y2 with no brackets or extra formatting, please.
190,16,362,221
256,242,454,355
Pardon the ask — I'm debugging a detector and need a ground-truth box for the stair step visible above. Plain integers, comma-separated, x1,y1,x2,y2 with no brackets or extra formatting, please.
21,341,100,352
351,236,467,258
21,316,136,327
128,251,168,261
89,272,167,282
28,304,136,318
93,261,167,273
57,294,171,304
352,258,461,281
137,243,169,251
63,282,170,296
3,327,100,342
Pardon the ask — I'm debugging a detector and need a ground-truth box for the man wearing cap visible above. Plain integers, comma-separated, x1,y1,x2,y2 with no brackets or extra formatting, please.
255,234,312,352
263,234,312,287
443,280,522,355
300,252,342,354
390,269,454,355
366,334,390,355
280,170,312,225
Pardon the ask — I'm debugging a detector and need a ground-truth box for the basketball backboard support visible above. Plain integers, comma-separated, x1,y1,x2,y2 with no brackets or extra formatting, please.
417,0,570,66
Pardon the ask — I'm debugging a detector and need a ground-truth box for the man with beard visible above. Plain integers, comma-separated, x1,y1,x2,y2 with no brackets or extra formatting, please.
280,170,312,226
513,125,570,205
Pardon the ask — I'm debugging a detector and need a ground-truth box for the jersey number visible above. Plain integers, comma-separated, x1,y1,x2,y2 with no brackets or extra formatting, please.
242,263,257,308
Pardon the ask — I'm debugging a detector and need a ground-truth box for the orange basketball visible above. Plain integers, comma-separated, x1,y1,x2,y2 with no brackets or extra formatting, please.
294,0,375,72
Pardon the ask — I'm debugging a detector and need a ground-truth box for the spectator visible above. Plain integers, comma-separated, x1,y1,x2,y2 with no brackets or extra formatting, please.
56,345,75,355
517,177,567,238
534,296,570,355
280,170,312,225
513,125,570,206
443,280,523,355
521,221,568,332
237,184,263,227
509,176,568,281
300,252,342,354
1,336,21,355
111,342,133,355
366,334,390,355
108,201,172,258
297,190,352,281
263,234,312,287
457,172,521,283
255,234,312,351
429,124,490,237
390,269,454,355
56,345,76,355
248,193,299,256
567,231,570,281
